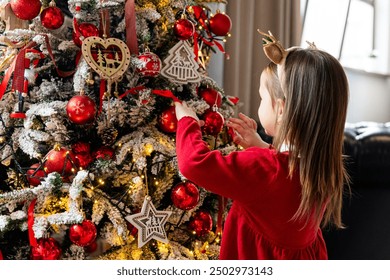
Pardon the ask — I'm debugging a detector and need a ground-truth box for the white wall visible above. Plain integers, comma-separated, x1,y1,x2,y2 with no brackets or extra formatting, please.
346,68,390,123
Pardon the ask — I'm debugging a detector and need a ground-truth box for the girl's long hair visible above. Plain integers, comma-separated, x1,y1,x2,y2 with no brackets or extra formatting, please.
273,48,350,228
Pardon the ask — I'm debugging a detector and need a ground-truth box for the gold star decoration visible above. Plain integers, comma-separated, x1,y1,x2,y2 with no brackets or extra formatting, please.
126,196,172,248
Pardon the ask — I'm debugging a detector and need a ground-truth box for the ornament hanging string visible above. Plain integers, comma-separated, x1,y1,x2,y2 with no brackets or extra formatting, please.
119,86,181,103
125,0,139,54
28,198,38,247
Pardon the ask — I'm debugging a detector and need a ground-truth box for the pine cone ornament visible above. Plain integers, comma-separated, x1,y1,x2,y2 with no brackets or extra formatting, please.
99,126,118,146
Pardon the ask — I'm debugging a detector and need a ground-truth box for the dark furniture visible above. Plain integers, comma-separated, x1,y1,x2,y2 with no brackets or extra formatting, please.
323,122,390,259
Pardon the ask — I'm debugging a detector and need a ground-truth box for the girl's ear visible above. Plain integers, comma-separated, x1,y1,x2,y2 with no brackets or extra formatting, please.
276,98,285,124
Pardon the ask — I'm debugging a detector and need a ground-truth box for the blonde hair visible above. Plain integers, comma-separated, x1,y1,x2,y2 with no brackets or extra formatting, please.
271,48,349,228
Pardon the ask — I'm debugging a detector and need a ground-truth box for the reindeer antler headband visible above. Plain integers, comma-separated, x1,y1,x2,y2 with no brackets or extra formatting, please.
257,30,317,65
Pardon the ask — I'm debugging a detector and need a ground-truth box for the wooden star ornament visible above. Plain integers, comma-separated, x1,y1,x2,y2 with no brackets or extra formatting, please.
126,196,172,248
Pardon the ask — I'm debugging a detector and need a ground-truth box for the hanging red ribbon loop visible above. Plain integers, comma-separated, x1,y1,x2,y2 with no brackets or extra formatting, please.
119,86,181,103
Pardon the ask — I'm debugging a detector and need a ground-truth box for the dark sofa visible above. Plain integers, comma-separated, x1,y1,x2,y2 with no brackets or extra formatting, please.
323,122,390,259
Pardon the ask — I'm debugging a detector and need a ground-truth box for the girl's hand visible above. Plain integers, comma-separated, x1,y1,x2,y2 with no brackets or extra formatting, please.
227,113,266,149
174,102,200,122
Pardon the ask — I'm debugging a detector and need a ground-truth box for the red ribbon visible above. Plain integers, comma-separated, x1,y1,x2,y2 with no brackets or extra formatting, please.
125,0,139,55
28,198,38,247
0,57,16,101
42,34,75,78
119,86,181,103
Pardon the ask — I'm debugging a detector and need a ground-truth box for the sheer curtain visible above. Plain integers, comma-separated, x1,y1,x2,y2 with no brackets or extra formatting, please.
223,0,302,119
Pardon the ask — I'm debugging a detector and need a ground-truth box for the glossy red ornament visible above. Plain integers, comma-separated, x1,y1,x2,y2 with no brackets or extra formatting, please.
136,52,162,77
72,142,91,154
199,88,222,108
202,110,225,136
40,6,64,30
74,152,93,169
10,0,42,21
126,222,138,236
158,106,177,133
44,146,77,176
171,181,200,210
0,249,3,260
31,238,62,260
85,240,98,253
209,13,232,36
174,18,195,40
73,23,100,47
66,95,96,125
189,210,213,236
26,163,46,187
93,146,115,160
69,220,97,247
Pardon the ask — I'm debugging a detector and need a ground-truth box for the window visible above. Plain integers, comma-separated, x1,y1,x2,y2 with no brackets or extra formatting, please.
301,0,389,75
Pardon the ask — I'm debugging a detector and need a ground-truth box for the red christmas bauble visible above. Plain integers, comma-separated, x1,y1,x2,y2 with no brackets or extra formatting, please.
10,0,42,21
69,220,97,247
136,52,162,77
66,95,96,125
40,7,64,30
74,152,93,169
174,18,195,40
85,240,98,253
31,238,62,260
199,88,222,108
209,13,232,36
202,110,225,136
126,222,138,236
189,210,213,236
73,23,100,47
171,181,200,210
72,142,91,154
44,146,77,176
158,106,177,133
26,163,46,187
93,146,115,160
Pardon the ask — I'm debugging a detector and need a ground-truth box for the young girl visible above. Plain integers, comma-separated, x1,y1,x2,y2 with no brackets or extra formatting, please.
174,31,349,260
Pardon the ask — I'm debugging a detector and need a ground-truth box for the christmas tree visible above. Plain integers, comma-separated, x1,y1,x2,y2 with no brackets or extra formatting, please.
0,0,238,260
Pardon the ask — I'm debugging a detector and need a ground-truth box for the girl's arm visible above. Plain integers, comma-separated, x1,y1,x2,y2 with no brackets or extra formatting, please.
175,103,277,202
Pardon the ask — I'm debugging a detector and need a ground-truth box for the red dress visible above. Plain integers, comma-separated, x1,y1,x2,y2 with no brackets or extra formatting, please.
176,117,328,260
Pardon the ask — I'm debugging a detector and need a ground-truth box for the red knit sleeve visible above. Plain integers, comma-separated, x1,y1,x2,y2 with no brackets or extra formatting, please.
176,117,280,202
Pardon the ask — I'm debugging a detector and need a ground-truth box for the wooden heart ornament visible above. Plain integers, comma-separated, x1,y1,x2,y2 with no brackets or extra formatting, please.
81,36,131,81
